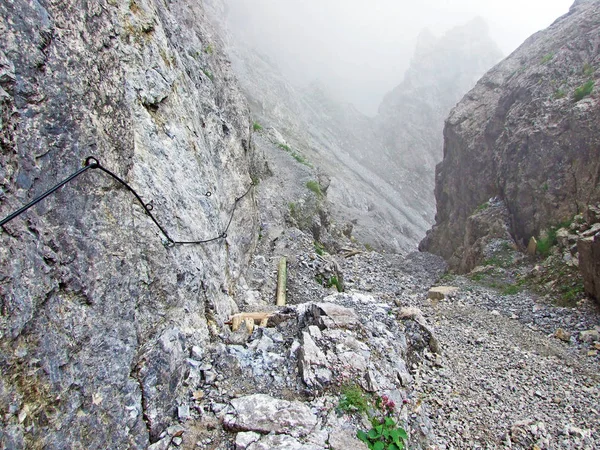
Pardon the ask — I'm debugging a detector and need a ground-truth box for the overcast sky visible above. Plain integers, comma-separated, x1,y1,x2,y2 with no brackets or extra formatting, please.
225,0,574,115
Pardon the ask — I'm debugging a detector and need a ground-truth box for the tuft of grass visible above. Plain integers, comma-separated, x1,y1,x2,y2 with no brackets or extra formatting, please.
483,255,511,268
583,63,594,76
314,241,326,256
558,281,585,307
292,152,311,166
306,180,322,197
204,44,214,55
337,384,369,414
541,53,554,64
288,202,297,217
328,276,343,292
537,228,558,257
202,69,214,81
573,80,594,101
475,202,489,213
501,284,521,296
252,122,263,132
277,142,312,167
470,272,485,282
554,89,566,99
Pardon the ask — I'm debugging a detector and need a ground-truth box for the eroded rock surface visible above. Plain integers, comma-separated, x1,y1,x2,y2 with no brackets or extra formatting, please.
0,1,257,447
421,0,600,271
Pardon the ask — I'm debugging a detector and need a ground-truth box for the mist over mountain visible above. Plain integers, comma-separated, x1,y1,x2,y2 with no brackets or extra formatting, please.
1,1,599,449
224,0,571,114
212,3,503,250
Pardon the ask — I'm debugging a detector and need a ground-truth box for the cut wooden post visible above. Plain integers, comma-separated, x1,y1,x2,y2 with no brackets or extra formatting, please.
243,317,255,334
276,257,287,306
227,312,274,331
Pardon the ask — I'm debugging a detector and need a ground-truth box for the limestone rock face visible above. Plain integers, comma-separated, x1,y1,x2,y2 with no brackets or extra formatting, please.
207,5,501,253
0,1,257,448
377,18,502,210
421,1,600,271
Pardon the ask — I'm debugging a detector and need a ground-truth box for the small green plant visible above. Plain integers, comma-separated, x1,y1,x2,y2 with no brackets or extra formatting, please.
537,228,558,257
277,142,312,166
364,243,373,252
202,69,214,81
314,241,326,256
470,272,485,282
292,153,308,165
288,202,297,217
306,180,322,197
558,280,585,306
484,255,509,267
357,395,408,450
253,122,263,132
475,202,489,213
541,53,554,64
327,276,343,292
337,384,369,414
583,63,594,76
204,44,214,55
501,284,521,296
554,89,566,99
573,80,594,101
542,182,549,191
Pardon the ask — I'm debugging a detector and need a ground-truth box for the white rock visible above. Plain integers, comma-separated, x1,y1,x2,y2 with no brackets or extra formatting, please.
223,394,318,438
235,431,261,449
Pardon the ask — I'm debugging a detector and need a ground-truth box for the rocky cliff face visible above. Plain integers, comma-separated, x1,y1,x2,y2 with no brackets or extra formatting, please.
208,9,502,253
219,42,432,253
0,1,257,447
421,0,600,272
376,18,502,217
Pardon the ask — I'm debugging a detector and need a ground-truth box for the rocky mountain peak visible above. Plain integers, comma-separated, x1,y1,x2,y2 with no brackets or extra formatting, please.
376,18,503,223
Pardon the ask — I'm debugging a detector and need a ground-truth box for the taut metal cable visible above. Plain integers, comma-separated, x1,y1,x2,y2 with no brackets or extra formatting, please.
0,156,254,245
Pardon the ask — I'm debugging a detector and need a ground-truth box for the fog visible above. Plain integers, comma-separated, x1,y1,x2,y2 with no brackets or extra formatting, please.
225,0,573,115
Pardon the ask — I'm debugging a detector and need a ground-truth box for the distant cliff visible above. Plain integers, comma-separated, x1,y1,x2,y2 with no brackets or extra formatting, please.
211,8,502,252
0,1,257,447
376,18,503,218
420,0,600,272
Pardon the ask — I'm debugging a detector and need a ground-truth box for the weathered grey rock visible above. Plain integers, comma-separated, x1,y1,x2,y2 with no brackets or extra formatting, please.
398,307,441,354
235,431,261,449
177,405,190,421
428,286,459,300
579,329,600,343
328,428,369,450
421,1,600,271
311,302,360,329
246,434,324,450
578,233,600,303
584,204,600,225
223,394,318,438
299,332,332,388
0,0,258,448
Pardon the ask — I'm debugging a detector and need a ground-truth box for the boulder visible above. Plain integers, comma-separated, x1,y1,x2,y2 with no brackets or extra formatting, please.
428,286,459,300
578,233,600,303
223,394,318,438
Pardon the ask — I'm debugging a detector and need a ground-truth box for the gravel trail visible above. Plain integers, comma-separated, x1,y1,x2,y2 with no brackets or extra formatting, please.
412,284,600,449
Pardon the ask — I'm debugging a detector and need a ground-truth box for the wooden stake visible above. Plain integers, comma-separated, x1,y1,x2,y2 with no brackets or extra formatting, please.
276,257,287,306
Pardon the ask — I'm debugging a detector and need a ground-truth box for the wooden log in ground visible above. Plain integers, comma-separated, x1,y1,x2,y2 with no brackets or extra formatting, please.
276,257,287,306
